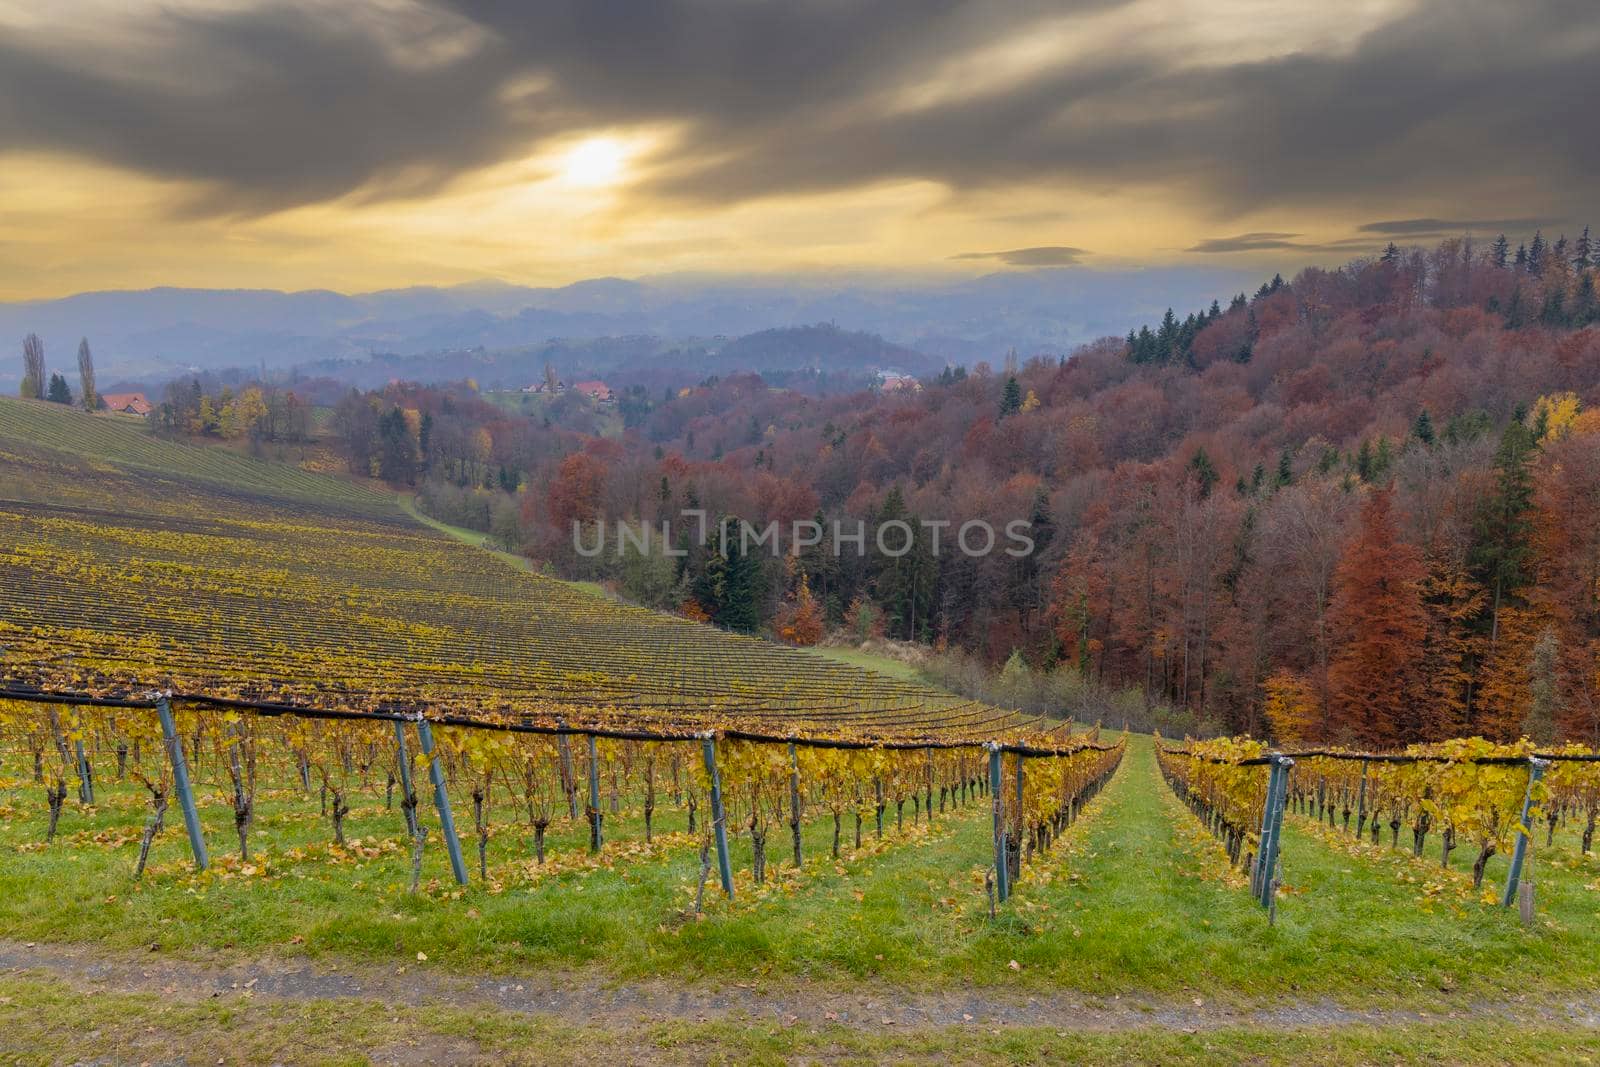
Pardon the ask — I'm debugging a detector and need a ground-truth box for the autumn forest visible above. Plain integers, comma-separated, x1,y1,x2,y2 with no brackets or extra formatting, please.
150,233,1600,747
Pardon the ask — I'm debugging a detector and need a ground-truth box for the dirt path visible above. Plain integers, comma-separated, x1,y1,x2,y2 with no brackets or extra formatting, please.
4,937,1595,1036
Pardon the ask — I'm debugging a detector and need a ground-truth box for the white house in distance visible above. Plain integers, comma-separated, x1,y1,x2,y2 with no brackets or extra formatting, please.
522,379,566,395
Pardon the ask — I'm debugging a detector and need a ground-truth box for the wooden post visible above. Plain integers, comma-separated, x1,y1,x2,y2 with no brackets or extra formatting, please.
788,741,802,867
1355,761,1369,839
416,718,468,885
393,720,419,838
587,734,603,853
988,744,1008,903
558,731,578,819
156,696,208,870
75,738,94,805
1501,757,1549,908
702,733,734,898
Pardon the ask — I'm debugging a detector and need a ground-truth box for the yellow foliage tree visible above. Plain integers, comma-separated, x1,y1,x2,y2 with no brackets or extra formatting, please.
1262,669,1319,743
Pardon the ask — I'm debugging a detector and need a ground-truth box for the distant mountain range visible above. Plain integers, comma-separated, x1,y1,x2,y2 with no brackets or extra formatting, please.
0,267,1254,388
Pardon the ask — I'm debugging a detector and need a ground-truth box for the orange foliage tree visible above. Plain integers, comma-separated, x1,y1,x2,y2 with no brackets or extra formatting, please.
1327,488,1428,747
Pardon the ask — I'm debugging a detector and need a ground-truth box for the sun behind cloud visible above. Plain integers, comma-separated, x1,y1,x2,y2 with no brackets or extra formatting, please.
560,137,628,187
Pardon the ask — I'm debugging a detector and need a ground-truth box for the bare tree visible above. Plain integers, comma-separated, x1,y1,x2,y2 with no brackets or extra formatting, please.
76,338,98,410
21,334,44,399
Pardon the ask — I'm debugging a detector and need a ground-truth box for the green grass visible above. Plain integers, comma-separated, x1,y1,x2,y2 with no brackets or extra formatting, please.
807,644,929,684
398,494,615,601
7,737,1600,1008
0,971,1594,1065
0,395,390,513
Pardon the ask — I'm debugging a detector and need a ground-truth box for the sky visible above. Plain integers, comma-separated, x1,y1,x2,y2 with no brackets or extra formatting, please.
1,0,1596,300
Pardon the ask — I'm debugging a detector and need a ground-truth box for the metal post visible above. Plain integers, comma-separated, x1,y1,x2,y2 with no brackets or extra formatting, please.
1250,761,1276,901
788,741,802,867
416,718,468,885
988,745,1008,902
393,720,419,837
1501,757,1549,908
155,696,208,870
75,738,94,805
587,733,603,852
702,734,734,898
1256,756,1293,908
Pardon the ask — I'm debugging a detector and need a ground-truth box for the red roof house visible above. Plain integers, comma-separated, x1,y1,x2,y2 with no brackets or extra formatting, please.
101,392,152,416
572,380,614,403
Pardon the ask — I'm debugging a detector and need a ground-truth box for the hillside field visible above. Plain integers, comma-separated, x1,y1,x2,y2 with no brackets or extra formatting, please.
3,398,1600,1064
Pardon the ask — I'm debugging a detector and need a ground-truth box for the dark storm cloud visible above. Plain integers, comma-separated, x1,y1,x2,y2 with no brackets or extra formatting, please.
2,0,1596,228
951,246,1088,266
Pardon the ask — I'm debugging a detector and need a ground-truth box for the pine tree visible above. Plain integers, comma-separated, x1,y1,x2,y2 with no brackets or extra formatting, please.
1327,489,1429,745
1412,409,1435,446
1575,225,1593,271
1275,448,1294,488
998,376,1023,418
1528,230,1547,274
1470,419,1537,695
1491,234,1510,268
1381,242,1401,263
46,372,72,405
1187,448,1219,498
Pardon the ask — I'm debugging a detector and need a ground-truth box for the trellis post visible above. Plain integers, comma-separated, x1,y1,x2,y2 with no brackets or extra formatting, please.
393,720,419,837
416,716,468,885
1254,755,1292,908
788,741,802,867
558,728,578,819
587,733,603,852
1501,757,1549,908
155,695,208,870
75,738,94,805
1355,761,1369,839
987,744,1009,903
1012,751,1026,881
702,732,734,898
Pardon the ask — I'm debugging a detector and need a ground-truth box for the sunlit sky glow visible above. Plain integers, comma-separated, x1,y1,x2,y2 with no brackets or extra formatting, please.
0,0,1595,299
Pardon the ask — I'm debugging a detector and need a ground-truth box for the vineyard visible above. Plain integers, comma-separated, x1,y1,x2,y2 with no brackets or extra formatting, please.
0,396,1120,914
8,397,1600,1062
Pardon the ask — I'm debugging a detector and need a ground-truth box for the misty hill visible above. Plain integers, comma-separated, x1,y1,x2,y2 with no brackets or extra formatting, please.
0,267,1250,386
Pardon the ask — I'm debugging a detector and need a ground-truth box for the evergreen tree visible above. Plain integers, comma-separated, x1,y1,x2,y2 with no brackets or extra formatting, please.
1275,447,1294,488
1575,225,1592,271
1381,242,1401,263
1528,230,1547,274
1187,448,1219,498
376,407,418,484
1490,234,1510,268
1412,409,1435,446
1575,273,1599,325
694,516,763,633
1513,243,1527,270
998,375,1023,418
45,372,72,405
1470,419,1537,655
1356,439,1374,482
